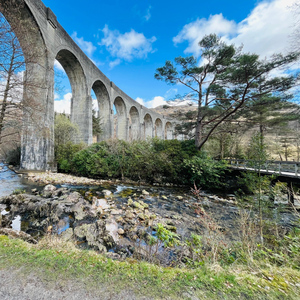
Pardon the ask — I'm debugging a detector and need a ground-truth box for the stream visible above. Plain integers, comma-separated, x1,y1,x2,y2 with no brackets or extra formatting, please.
0,162,299,263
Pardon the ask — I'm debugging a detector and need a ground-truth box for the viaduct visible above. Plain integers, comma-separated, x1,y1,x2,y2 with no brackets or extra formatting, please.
0,0,177,171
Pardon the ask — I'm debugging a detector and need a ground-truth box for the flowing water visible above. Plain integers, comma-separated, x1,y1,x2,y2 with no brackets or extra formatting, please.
0,163,41,197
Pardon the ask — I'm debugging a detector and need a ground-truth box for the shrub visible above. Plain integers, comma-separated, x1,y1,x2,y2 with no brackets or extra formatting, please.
70,139,194,183
55,142,85,173
183,154,228,189
55,138,227,187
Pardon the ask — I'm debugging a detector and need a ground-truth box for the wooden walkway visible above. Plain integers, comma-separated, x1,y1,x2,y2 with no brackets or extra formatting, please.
226,159,300,179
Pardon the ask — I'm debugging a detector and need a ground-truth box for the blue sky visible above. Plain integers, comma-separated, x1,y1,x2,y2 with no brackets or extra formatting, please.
41,0,298,113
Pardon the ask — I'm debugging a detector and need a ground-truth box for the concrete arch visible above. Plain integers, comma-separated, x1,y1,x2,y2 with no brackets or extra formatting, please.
165,122,173,140
0,1,55,171
56,49,90,144
114,97,127,140
154,118,163,139
129,106,140,141
92,80,111,141
144,113,153,139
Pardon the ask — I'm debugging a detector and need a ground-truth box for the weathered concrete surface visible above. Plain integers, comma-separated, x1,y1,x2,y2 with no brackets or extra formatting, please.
0,0,178,171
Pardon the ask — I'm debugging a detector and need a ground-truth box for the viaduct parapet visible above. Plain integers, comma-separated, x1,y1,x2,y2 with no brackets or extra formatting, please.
0,0,178,171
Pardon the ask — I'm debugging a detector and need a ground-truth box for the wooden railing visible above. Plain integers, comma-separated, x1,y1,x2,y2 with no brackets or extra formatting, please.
225,159,300,178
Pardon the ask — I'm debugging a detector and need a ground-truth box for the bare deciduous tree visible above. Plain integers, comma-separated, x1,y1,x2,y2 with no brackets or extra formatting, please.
0,1,43,155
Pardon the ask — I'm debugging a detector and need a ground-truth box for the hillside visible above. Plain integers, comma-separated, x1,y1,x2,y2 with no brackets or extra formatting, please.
153,104,300,161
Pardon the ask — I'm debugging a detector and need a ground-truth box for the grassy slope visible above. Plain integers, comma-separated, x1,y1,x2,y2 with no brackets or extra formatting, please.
0,235,299,299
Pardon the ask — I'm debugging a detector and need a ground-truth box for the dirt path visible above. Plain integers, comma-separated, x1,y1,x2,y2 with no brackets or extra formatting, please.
0,268,156,300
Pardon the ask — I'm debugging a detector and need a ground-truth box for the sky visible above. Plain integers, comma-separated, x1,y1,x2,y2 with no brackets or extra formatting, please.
39,0,299,113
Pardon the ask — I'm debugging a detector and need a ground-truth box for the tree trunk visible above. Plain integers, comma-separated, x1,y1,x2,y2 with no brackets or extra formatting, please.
195,89,203,150
0,51,14,143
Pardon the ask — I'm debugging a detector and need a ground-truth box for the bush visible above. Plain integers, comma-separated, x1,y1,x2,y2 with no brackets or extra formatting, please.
55,142,85,173
183,154,228,189
54,138,228,187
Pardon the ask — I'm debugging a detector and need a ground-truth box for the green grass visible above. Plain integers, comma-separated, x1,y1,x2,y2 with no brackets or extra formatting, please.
0,235,299,299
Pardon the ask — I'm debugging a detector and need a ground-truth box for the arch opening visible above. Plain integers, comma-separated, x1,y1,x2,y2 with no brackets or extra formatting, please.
113,97,127,140
165,122,173,140
129,106,140,141
56,49,90,144
155,118,163,139
144,113,153,139
92,80,111,142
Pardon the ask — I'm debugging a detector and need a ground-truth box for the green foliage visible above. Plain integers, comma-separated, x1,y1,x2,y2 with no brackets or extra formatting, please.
54,113,80,147
155,223,181,247
12,188,25,195
69,139,207,184
55,142,85,172
185,234,205,267
54,113,85,172
183,154,228,189
155,33,299,151
92,109,102,136
55,137,229,188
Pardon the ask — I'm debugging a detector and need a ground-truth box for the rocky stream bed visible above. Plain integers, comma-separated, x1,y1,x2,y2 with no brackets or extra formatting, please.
0,163,299,264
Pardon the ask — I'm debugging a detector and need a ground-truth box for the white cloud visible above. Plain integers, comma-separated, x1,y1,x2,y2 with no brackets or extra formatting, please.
144,6,152,21
72,32,97,58
54,92,60,100
136,97,145,106
92,98,98,111
136,96,167,108
54,60,65,72
109,59,121,69
99,25,156,66
173,14,236,56
54,93,72,114
137,95,198,108
174,0,297,57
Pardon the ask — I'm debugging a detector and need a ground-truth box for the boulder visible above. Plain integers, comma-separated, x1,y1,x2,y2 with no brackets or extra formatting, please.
60,228,74,241
72,201,88,221
102,190,112,197
0,228,37,244
106,218,119,243
125,211,135,219
117,228,125,235
133,201,143,209
66,192,82,203
127,198,134,206
94,198,110,210
138,200,149,209
74,220,115,252
44,184,57,192
142,190,149,196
